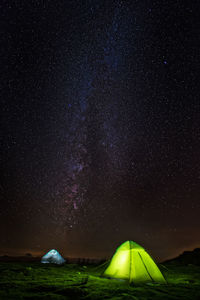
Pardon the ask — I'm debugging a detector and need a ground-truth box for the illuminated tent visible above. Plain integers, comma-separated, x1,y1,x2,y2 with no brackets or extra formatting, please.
103,241,166,284
41,249,65,264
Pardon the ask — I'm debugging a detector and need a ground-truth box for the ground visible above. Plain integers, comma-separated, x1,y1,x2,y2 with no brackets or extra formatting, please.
0,261,200,299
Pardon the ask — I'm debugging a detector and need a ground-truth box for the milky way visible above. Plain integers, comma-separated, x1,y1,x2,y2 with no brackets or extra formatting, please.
52,2,133,228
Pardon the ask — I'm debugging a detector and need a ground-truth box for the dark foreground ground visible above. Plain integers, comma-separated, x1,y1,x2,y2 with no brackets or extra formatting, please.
0,259,200,299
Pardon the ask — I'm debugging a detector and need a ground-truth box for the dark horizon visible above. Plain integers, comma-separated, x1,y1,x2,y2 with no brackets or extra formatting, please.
1,1,199,263
1,242,200,263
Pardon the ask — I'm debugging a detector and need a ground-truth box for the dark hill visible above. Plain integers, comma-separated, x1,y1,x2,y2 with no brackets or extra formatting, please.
165,248,200,265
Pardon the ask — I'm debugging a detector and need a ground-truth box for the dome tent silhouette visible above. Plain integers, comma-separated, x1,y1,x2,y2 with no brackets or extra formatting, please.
103,241,166,284
41,249,65,265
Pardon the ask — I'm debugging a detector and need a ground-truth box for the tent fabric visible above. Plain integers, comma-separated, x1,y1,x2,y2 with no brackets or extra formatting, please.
103,241,166,284
41,249,65,264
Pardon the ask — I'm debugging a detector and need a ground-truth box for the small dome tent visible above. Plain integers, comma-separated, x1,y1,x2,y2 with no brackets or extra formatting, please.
41,249,65,265
103,241,166,284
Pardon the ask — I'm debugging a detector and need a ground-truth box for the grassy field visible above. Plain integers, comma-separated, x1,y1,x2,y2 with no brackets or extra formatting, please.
0,260,200,299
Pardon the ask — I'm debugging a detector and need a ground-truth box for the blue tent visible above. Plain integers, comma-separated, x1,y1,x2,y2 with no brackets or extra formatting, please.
41,249,65,264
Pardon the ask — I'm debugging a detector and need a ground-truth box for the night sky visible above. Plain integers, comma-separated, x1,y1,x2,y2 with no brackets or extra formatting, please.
1,0,199,261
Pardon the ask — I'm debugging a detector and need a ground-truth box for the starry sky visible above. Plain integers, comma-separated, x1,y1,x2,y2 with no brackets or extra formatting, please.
1,0,199,261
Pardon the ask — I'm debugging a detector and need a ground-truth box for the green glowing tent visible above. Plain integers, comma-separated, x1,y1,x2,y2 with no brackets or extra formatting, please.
103,241,166,284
